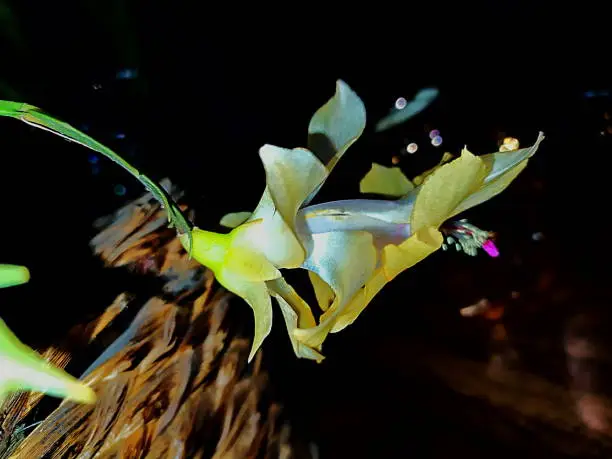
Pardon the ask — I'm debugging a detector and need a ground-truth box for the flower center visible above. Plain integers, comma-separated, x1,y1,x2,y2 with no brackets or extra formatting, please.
441,219,499,257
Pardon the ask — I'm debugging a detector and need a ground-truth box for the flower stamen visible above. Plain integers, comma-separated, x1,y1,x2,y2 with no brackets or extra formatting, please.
441,219,499,257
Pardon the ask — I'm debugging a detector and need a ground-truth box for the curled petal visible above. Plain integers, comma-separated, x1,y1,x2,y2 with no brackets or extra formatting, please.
452,132,545,216
226,220,282,282
359,163,414,197
259,146,328,223
206,221,283,361
267,278,324,362
410,149,488,231
0,318,96,404
327,269,387,334
249,146,328,268
246,188,306,268
308,271,334,312
217,270,273,363
331,227,443,332
382,227,444,281
305,80,367,205
294,231,377,348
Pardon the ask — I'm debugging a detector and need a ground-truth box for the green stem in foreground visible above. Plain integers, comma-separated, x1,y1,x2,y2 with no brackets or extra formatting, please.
0,101,193,251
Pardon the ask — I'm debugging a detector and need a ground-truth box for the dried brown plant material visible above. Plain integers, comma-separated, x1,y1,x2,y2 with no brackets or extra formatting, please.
4,181,311,458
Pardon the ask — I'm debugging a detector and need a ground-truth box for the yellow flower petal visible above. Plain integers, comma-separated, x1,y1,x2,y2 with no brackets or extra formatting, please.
259,146,328,229
224,245,282,283
217,270,273,363
382,227,444,281
247,188,307,269
248,145,328,270
331,227,443,332
305,80,367,205
294,231,377,348
267,278,324,362
307,80,367,174
359,163,414,197
410,149,488,231
327,270,386,333
412,152,454,186
225,220,282,282
308,271,335,312
452,132,544,216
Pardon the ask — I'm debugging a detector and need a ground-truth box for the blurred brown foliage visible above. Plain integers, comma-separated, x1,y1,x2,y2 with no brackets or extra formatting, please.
1,180,312,459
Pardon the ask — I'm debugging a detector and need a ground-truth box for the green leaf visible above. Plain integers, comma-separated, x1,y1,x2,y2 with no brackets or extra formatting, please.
0,317,96,404
0,100,193,251
0,264,30,288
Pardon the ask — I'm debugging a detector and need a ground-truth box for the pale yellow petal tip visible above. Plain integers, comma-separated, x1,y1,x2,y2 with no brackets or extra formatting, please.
297,343,325,362
247,329,267,364
292,327,328,350
247,345,260,364
359,163,414,197
292,332,326,363
460,146,477,158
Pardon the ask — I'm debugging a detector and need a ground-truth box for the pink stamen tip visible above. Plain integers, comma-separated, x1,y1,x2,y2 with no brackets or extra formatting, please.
482,240,499,257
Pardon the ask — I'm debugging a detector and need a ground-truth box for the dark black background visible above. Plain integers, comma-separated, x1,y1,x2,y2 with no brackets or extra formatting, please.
0,2,611,457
